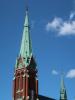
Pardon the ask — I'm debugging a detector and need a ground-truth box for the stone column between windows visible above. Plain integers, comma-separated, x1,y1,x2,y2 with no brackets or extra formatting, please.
35,78,38,98
16,77,19,92
20,74,23,90
26,74,29,100
23,74,26,99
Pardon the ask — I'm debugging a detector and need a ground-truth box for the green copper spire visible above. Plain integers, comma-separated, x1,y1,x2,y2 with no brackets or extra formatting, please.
15,9,33,69
60,74,67,100
20,10,32,58
19,9,32,67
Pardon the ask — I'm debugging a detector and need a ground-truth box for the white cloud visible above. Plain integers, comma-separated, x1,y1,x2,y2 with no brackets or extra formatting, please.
46,13,75,36
46,17,62,32
59,21,75,35
52,70,58,75
66,69,75,78
70,12,75,20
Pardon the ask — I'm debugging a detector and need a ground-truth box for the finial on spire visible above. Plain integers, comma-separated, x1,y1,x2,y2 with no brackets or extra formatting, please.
25,0,29,12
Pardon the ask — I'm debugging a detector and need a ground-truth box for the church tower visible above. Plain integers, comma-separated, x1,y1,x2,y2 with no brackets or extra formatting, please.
60,74,67,100
13,8,38,100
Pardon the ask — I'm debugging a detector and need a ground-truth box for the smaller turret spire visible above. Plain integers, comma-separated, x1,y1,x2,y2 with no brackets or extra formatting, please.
60,73,67,100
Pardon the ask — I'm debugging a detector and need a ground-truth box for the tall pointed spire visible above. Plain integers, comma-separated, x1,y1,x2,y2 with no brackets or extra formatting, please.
14,5,33,69
19,7,32,67
60,73,67,100
20,9,32,57
13,2,38,100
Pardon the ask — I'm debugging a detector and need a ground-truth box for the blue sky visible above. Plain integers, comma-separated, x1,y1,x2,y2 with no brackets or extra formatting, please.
0,0,75,100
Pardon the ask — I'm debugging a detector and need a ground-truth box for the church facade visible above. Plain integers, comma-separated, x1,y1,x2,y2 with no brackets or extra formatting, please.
13,9,39,100
13,6,67,100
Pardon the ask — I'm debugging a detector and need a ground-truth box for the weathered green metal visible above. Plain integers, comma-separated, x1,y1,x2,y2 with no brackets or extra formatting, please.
15,9,32,69
60,74,67,100
20,10,32,59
